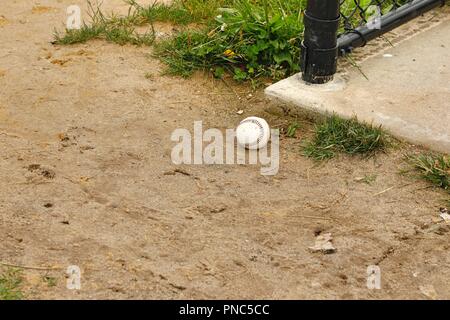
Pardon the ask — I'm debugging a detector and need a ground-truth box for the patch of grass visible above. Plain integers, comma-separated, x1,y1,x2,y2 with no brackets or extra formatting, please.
53,0,155,46
131,2,194,25
126,0,232,25
303,115,389,161
53,23,105,44
144,72,155,80
154,31,213,77
155,0,305,80
406,153,450,190
43,275,58,288
355,174,377,185
286,121,300,138
53,0,232,45
0,268,23,300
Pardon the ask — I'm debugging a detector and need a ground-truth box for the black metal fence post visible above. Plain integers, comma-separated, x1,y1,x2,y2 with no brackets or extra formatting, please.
301,0,340,84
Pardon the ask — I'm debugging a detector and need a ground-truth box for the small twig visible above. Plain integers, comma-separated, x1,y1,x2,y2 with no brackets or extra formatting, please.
380,35,394,48
174,168,191,176
398,182,416,189
414,185,434,192
306,202,329,210
344,54,369,80
0,131,22,139
288,215,335,221
373,186,394,196
168,100,192,104
385,199,400,204
0,262,60,271
331,192,348,205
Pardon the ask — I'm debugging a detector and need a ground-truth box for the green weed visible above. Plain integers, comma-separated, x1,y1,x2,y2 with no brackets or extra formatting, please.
43,276,58,288
355,174,378,185
406,153,450,190
0,268,23,300
286,121,301,138
156,0,306,80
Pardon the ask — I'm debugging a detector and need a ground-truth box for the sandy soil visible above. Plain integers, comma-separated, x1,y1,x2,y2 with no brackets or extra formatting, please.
0,0,449,300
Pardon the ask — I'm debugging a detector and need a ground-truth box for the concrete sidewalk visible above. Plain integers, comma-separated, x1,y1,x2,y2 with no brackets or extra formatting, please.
266,17,450,154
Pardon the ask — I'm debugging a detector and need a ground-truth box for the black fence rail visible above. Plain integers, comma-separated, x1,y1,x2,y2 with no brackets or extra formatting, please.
301,0,447,84
339,0,414,34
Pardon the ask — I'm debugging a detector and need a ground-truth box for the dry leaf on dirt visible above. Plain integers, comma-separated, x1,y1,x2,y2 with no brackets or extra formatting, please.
31,6,55,14
309,233,336,254
419,284,438,300
0,15,8,26
439,208,450,222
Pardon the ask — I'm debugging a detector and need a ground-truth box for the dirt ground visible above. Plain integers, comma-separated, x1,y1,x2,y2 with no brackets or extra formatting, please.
1,0,449,300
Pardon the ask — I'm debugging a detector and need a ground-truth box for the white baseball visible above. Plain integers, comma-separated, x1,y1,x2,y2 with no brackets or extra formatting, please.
236,116,270,150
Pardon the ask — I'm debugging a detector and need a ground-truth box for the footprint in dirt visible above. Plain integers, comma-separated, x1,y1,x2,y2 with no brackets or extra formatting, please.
57,127,96,152
25,163,56,182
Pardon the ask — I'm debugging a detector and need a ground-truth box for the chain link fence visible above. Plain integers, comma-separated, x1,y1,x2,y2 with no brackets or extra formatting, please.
339,0,414,35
